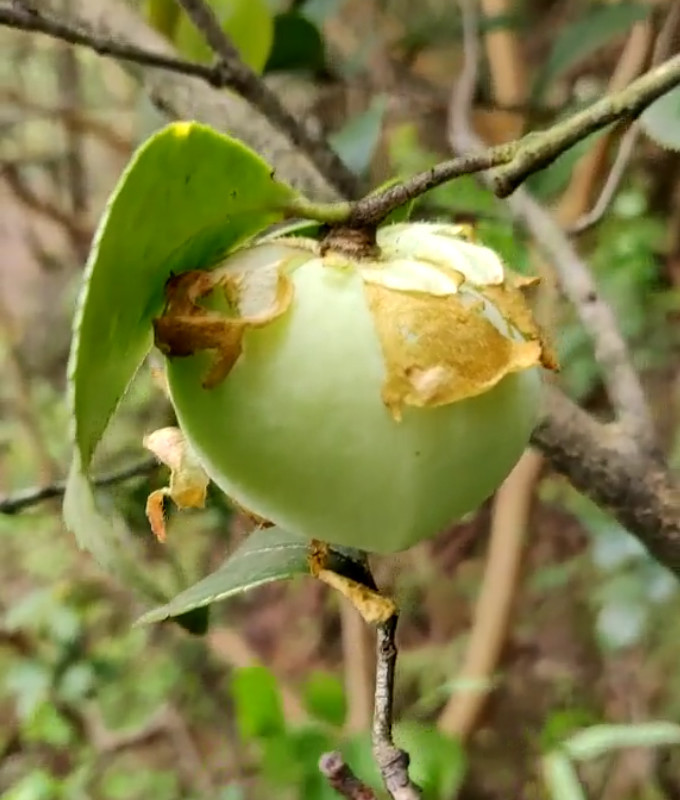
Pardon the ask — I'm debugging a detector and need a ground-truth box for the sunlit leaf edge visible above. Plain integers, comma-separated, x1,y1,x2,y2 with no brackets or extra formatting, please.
67,121,295,473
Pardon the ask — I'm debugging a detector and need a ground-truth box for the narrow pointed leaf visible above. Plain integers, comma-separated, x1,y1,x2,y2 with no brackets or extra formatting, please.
542,753,586,800
563,722,680,762
136,528,369,624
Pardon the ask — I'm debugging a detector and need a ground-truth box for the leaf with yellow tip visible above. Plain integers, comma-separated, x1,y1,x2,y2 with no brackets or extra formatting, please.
65,121,295,568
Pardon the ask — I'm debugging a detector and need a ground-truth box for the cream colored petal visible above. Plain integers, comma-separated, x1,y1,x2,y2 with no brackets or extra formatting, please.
377,222,505,287
360,257,464,296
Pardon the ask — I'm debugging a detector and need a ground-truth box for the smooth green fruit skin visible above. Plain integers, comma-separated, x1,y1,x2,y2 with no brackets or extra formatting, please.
166,252,542,554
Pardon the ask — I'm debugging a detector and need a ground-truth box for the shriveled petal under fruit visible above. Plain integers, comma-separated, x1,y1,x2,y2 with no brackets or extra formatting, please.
143,426,210,541
153,245,298,388
364,283,543,419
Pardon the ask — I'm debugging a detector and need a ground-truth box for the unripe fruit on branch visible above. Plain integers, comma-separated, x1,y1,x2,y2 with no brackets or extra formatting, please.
147,222,556,553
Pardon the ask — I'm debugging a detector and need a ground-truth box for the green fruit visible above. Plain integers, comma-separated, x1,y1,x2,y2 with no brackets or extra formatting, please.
154,223,553,553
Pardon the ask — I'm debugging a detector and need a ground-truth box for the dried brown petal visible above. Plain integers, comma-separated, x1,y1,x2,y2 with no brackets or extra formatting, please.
365,283,542,420
153,247,297,389
143,426,210,541
482,278,559,371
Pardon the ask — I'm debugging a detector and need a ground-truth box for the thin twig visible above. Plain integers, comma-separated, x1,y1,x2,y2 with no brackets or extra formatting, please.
558,12,654,227
373,617,422,800
489,51,680,197
0,459,157,515
343,146,516,226
0,6,231,82
174,0,359,198
319,752,378,800
39,0,342,203
568,2,680,235
5,4,680,228
567,124,642,234
448,0,655,451
0,2,357,198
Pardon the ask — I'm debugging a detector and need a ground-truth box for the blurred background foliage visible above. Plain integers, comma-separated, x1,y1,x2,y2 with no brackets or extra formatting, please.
2,0,680,798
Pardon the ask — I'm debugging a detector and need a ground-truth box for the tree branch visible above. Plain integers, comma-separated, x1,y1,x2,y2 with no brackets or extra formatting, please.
0,459,157,515
0,5,231,84
505,189,655,446
373,617,422,800
533,387,680,578
319,752,378,800
4,0,357,198
568,2,680,235
174,0,358,198
15,0,343,202
489,51,680,197
6,3,680,229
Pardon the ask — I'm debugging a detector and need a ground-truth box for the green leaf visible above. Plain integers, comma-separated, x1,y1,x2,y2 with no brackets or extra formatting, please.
5,661,51,720
136,527,369,624
175,0,274,73
265,12,327,74
533,2,650,99
641,86,680,151
144,0,180,39
23,703,74,748
302,672,347,727
330,96,387,175
63,458,159,584
0,770,60,800
541,753,586,800
563,722,680,761
68,122,294,474
394,722,467,800
232,666,286,740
